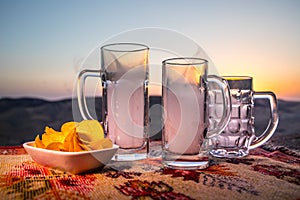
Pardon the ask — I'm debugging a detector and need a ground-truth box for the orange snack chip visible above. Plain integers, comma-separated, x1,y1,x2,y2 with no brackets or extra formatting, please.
34,135,45,148
34,120,112,152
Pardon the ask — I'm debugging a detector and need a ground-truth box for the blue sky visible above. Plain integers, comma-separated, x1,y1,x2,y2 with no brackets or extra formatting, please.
1,0,300,100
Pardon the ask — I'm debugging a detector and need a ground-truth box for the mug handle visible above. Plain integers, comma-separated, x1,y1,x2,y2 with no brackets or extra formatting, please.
249,91,279,149
207,75,232,138
77,69,101,120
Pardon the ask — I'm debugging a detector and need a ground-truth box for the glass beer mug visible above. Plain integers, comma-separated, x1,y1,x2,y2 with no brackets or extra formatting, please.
209,76,279,158
162,58,232,170
77,43,149,161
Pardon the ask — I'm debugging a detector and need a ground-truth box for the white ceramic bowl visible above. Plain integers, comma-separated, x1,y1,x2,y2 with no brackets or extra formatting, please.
23,141,119,174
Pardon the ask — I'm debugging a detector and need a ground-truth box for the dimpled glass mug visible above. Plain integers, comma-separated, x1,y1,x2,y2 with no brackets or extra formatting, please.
162,58,232,170
209,76,279,158
77,43,149,161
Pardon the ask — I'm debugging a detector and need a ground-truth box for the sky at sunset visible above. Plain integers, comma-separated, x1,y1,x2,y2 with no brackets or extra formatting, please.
0,0,300,101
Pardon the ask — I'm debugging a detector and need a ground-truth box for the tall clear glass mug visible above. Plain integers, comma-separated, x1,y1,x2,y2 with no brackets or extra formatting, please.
77,43,149,161
210,76,279,158
162,58,232,170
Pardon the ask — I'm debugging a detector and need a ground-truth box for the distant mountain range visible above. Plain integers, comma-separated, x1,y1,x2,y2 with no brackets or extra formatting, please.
0,97,299,150
0,96,161,146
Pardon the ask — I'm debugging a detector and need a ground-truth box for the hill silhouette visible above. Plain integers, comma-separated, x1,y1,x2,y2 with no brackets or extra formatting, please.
0,96,299,150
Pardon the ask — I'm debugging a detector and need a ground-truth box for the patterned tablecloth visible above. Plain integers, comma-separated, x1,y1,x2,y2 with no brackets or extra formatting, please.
0,145,299,200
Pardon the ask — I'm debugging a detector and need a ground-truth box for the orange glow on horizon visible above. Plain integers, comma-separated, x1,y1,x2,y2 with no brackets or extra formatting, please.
213,54,300,101
254,80,300,101
148,82,300,100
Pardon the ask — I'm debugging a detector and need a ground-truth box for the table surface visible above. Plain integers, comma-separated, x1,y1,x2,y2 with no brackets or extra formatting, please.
0,145,299,200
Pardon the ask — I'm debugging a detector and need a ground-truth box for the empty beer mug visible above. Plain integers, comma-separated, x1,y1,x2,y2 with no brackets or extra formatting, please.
210,76,279,158
77,43,149,161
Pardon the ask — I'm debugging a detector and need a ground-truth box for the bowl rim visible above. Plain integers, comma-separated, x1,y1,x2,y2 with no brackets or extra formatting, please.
23,141,119,156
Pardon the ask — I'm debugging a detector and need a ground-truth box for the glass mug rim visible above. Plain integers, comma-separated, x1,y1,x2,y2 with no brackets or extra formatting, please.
163,57,208,66
101,43,149,52
222,76,252,81
222,75,253,90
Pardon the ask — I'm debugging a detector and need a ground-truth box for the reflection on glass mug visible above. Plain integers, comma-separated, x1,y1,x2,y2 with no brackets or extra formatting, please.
162,58,232,170
77,43,149,161
210,76,279,158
